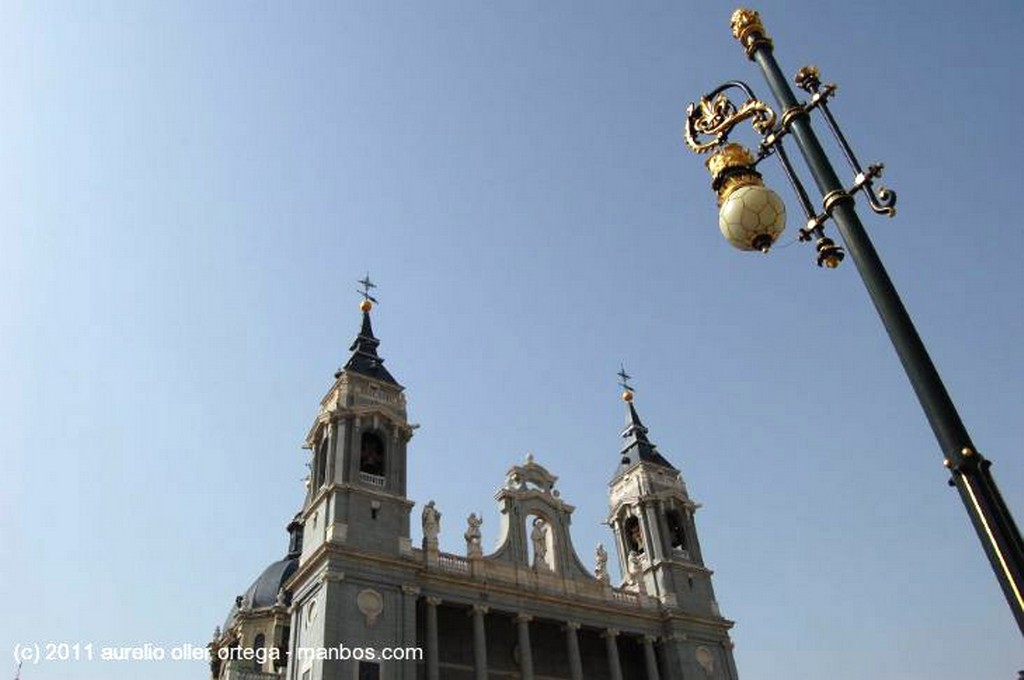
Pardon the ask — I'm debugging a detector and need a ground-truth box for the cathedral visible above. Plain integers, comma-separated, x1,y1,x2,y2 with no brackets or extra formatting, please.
209,290,739,680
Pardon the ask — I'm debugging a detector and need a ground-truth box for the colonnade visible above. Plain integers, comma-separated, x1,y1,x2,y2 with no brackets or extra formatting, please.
422,598,662,680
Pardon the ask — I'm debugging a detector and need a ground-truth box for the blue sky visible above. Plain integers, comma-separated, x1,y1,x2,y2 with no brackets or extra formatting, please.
1,1,1022,678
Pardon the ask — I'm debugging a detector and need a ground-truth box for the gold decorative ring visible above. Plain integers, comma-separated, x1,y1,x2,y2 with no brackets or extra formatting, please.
780,106,808,132
822,190,853,215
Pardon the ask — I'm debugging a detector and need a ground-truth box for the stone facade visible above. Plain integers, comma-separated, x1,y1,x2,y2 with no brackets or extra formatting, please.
211,304,738,680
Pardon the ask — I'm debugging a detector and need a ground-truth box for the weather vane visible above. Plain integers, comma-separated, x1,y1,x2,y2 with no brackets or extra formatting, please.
356,276,380,305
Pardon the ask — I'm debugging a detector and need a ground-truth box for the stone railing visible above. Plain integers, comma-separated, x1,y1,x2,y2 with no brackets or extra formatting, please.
424,551,649,609
358,471,386,488
437,553,471,574
611,589,640,606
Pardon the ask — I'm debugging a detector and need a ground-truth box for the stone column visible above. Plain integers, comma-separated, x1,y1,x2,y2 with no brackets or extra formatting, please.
603,629,623,680
642,635,661,680
425,597,441,680
564,621,583,680
516,614,534,680
471,604,488,680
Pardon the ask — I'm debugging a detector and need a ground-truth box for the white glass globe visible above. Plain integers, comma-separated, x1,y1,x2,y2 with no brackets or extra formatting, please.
718,184,786,252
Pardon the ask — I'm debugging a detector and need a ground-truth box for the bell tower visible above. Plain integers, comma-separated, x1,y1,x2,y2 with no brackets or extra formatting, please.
299,278,416,560
286,278,420,680
607,370,720,615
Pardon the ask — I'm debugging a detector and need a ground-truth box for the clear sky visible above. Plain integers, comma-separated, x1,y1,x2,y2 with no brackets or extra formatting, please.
2,1,1022,678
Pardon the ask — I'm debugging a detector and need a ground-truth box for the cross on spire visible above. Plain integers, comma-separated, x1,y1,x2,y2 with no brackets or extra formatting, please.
356,274,378,304
617,364,634,394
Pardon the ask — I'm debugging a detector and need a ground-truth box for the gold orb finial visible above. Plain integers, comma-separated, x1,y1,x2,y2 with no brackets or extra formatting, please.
622,390,634,403
360,299,373,313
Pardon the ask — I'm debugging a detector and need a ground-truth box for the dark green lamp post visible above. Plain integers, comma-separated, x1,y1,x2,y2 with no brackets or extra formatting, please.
683,7,1024,636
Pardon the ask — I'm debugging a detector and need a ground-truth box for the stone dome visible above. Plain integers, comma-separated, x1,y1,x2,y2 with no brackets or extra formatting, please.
222,516,303,632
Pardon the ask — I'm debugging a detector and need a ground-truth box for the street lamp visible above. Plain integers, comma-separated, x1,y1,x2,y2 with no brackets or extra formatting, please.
682,8,1024,635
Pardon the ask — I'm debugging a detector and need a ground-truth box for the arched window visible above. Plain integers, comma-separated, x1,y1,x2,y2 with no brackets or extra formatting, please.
314,437,328,488
252,633,265,670
666,509,688,551
623,515,644,555
275,628,289,671
359,432,386,477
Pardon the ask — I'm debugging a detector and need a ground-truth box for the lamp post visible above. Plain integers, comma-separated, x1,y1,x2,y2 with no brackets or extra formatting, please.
682,8,1024,635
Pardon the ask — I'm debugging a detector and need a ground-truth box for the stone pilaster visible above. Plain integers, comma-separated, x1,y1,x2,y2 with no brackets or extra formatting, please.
424,597,441,680
400,585,419,680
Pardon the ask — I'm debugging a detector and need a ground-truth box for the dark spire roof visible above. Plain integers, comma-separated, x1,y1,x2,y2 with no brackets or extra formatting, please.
335,307,399,385
619,397,676,470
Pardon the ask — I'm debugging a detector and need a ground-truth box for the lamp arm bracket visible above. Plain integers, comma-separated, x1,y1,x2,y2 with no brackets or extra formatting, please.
794,66,897,217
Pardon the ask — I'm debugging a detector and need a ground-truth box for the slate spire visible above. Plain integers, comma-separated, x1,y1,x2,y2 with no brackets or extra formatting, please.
617,368,675,470
334,276,399,385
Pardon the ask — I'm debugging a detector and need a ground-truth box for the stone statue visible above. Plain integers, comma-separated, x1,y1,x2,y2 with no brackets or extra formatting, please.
595,543,609,584
421,500,441,542
464,513,483,557
627,549,649,596
531,517,548,568
627,550,643,584
695,645,716,677
276,587,287,607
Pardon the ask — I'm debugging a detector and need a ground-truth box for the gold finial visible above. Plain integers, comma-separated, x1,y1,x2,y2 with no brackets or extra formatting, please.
622,390,634,403
794,66,821,93
360,299,373,312
706,143,763,206
730,8,771,58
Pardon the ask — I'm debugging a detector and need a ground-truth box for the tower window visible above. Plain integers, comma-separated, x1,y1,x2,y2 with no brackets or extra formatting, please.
252,633,265,670
359,432,386,477
666,509,688,551
314,437,328,488
623,516,644,555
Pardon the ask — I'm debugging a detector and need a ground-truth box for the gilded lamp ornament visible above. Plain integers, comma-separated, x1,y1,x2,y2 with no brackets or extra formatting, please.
707,143,786,253
730,8,771,58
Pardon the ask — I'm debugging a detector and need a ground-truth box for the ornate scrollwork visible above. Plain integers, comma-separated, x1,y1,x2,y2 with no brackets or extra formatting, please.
856,163,897,216
684,93,776,154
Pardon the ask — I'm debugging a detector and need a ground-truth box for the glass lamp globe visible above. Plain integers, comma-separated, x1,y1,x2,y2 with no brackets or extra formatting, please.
718,184,786,253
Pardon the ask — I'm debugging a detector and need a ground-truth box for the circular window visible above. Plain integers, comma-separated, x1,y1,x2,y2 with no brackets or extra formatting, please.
306,598,318,627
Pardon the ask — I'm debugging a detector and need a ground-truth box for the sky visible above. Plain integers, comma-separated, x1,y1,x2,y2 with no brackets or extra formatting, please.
1,1,1022,678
